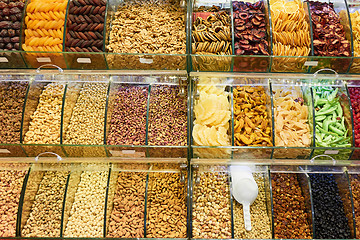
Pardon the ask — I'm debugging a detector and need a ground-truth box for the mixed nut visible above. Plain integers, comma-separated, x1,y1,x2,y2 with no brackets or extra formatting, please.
233,1,269,56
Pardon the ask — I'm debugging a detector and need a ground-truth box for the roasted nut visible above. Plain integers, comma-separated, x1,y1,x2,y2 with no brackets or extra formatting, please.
146,172,187,238
107,85,147,145
107,172,146,238
0,81,28,144
24,83,65,145
148,86,187,146
64,170,108,237
0,167,27,237
192,170,231,238
22,171,68,237
234,173,272,238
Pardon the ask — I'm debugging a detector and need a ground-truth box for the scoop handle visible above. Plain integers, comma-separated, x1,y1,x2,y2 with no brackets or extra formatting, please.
243,203,252,231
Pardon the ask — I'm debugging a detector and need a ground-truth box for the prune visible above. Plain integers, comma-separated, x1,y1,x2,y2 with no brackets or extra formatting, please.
0,43,4,48
10,37,18,43
15,1,24,8
8,2,15,8
310,174,351,239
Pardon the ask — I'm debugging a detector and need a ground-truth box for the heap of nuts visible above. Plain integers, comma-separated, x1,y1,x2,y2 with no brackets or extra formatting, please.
22,171,68,238
107,85,148,146
0,81,28,144
107,0,186,54
271,173,312,239
309,1,350,57
64,82,107,145
65,0,106,52
0,0,24,50
107,172,146,238
148,86,187,146
234,173,272,239
24,83,65,145
192,6,232,55
64,170,108,238
233,86,272,146
192,171,232,238
233,1,269,55
146,173,187,238
0,168,27,237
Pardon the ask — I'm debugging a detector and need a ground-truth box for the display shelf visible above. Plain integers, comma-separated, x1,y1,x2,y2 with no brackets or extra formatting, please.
0,70,189,158
4,0,360,72
190,72,360,161
1,158,360,239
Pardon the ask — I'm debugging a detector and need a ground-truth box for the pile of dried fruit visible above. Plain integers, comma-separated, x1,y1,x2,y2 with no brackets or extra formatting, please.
233,86,272,146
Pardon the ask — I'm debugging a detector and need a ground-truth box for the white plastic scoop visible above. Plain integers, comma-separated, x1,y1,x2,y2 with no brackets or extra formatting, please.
231,166,258,231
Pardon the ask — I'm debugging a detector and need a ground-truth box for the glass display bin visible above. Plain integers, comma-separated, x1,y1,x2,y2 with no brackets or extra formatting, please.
190,0,233,72
104,0,188,70
190,72,360,161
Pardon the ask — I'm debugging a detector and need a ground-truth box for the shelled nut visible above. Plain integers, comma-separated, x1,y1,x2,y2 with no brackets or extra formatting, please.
192,171,231,238
234,173,272,239
107,172,146,238
64,170,108,238
0,168,27,237
107,0,185,55
22,171,68,237
0,81,28,143
147,172,187,238
24,83,65,144
64,82,107,145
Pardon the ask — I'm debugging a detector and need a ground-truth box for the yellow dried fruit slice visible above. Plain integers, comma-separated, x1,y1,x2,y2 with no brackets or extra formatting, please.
284,1,299,14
